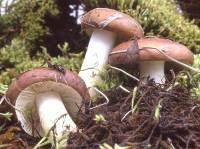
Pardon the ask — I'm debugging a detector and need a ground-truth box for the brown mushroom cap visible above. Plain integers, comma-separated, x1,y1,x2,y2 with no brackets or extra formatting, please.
81,8,144,39
6,67,90,103
108,37,194,67
6,67,90,136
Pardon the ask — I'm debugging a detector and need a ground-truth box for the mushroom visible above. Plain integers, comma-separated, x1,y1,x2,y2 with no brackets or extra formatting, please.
6,67,89,144
108,37,194,84
79,8,144,96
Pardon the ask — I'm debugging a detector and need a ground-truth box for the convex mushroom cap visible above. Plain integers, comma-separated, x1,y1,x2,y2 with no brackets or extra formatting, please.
109,37,194,83
79,8,144,96
6,67,89,138
81,8,144,40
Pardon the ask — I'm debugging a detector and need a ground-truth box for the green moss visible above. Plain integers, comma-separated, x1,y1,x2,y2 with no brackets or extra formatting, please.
0,0,59,49
190,54,200,99
0,41,83,84
0,0,85,85
127,0,200,53
94,66,122,91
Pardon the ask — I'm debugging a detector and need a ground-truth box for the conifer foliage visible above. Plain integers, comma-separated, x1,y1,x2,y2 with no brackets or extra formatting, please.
0,0,83,84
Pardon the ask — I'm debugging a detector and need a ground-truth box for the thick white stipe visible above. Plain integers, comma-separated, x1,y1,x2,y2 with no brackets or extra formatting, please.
36,91,77,141
139,61,165,84
79,29,116,96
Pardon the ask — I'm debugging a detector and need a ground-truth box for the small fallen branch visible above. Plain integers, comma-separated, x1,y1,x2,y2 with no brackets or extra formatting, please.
143,46,200,73
90,87,110,110
109,65,140,82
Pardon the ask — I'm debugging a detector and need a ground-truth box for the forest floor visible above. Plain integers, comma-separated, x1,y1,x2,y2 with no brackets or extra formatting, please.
1,80,200,149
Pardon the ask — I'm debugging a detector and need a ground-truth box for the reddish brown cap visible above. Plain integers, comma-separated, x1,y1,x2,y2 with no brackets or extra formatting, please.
81,8,144,39
109,37,194,66
6,67,90,137
6,67,90,105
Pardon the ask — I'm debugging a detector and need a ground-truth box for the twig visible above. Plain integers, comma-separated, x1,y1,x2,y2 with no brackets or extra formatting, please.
90,87,110,110
0,144,12,148
79,54,100,72
154,99,163,121
166,82,179,91
79,131,90,141
109,65,140,82
142,47,200,73
118,85,130,93
3,96,22,112
0,95,5,105
121,89,148,122
131,87,138,114
190,104,200,112
110,49,127,55
121,109,133,122
167,138,176,149
33,136,50,149
142,122,158,148
186,135,192,149
33,113,69,149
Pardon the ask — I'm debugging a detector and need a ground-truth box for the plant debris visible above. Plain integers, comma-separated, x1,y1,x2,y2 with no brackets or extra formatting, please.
67,81,200,149
1,80,200,148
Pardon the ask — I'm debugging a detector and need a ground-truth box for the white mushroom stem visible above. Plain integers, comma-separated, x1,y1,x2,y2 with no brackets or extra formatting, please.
79,29,116,96
36,91,77,141
139,61,165,84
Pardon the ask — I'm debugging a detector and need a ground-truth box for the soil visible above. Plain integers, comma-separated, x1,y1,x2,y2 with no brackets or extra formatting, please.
67,81,200,149
1,81,200,149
